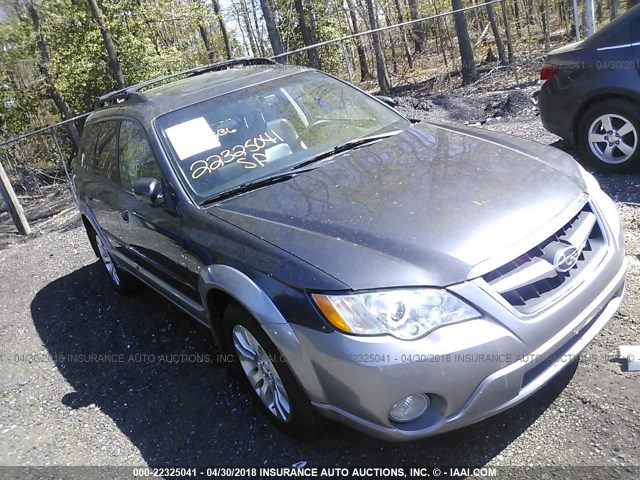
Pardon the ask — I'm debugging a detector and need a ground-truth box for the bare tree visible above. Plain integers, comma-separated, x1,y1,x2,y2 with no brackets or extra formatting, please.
305,0,321,52
345,0,371,80
249,0,266,56
500,1,514,63
406,0,427,53
609,0,619,18
365,0,390,94
198,24,215,61
240,0,259,55
585,0,596,36
486,3,507,64
211,0,232,59
380,1,398,73
572,0,582,40
86,0,125,89
392,0,413,69
26,1,79,149
451,0,478,84
259,0,285,62
294,0,320,68
542,0,551,51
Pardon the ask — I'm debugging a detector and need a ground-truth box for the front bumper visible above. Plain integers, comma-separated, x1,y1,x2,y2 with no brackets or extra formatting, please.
274,258,625,441
261,185,626,441
264,218,626,441
538,83,576,144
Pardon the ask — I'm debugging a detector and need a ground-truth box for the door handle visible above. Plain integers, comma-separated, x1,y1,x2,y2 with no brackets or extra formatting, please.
120,210,129,222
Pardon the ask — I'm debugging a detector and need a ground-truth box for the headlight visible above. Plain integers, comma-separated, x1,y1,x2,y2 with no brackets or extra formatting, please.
312,289,481,340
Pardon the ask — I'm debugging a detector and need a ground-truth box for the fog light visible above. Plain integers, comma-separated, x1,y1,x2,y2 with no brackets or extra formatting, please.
389,394,430,423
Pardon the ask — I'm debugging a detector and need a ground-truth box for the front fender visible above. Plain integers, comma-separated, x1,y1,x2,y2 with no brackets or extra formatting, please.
198,264,287,325
198,265,326,401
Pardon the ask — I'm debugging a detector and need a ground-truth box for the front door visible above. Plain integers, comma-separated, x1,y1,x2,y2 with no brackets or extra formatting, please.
116,119,197,302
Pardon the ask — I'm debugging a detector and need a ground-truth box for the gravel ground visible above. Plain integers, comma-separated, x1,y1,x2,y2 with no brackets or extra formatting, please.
0,85,639,474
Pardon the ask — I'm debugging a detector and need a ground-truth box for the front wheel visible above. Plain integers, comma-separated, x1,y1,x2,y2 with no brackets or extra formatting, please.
223,302,321,438
578,100,640,172
89,227,141,295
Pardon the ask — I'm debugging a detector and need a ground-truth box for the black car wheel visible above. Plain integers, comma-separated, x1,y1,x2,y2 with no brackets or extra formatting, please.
223,301,321,438
579,100,640,172
87,226,142,294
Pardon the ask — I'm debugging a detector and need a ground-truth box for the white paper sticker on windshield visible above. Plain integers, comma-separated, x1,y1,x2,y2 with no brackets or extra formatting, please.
165,117,221,160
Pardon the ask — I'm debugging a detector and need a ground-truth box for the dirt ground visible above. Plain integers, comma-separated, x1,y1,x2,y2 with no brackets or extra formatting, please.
0,80,638,475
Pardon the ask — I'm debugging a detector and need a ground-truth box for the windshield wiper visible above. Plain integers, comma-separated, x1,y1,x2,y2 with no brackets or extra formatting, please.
201,131,402,205
200,170,306,205
290,130,403,171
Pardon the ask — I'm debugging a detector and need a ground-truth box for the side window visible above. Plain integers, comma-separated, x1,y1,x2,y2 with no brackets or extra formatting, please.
79,124,99,169
93,121,120,181
119,120,162,190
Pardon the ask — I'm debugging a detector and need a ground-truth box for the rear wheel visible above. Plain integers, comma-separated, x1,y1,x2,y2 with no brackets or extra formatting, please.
223,302,321,438
579,100,640,172
88,226,142,294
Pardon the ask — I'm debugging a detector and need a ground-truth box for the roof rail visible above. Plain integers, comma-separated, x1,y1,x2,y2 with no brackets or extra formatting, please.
94,57,277,111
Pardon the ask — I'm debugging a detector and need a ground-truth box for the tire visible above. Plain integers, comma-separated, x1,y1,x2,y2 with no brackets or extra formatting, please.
578,99,640,172
87,226,142,295
223,301,321,439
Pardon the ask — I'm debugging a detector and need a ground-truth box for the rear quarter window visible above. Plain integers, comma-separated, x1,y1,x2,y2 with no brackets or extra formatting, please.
81,121,120,181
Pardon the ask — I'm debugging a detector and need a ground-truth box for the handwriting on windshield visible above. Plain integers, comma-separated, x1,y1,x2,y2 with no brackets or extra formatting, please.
215,127,236,137
190,130,284,179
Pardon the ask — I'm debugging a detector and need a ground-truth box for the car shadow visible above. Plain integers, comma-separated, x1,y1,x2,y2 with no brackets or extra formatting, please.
31,262,579,467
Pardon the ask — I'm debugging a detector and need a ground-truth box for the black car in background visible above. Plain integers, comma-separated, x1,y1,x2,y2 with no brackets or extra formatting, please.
539,5,640,172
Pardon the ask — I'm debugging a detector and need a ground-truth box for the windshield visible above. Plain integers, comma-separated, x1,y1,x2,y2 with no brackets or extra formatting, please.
156,70,409,202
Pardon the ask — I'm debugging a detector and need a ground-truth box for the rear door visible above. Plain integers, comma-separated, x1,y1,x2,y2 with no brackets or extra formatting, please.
116,120,197,301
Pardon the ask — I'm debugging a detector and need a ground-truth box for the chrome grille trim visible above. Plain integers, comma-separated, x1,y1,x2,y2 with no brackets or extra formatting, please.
490,211,597,295
490,257,557,294
482,203,606,314
565,211,597,249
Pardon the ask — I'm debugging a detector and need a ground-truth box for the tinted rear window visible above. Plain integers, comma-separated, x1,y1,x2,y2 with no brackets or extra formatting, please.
81,121,119,181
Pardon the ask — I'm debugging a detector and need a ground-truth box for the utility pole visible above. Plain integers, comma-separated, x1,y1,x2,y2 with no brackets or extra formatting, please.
0,160,31,235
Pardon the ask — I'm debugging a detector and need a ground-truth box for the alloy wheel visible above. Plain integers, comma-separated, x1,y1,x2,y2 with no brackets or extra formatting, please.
588,113,638,165
232,324,292,422
95,235,121,286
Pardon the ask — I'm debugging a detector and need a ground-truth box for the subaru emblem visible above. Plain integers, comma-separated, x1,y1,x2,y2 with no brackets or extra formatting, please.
553,245,581,272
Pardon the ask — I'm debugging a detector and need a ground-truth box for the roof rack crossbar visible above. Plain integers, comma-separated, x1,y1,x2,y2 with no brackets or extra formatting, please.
94,90,148,110
93,57,276,111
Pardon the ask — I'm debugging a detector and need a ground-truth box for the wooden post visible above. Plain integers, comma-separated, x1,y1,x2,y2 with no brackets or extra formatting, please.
0,159,31,236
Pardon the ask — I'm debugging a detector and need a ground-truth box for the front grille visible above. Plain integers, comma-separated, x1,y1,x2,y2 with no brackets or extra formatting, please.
483,203,605,314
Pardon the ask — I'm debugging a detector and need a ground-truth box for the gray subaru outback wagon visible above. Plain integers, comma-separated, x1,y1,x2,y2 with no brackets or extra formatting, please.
74,58,627,441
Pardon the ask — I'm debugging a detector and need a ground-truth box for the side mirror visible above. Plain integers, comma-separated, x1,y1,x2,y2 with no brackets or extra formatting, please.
133,177,164,206
376,95,397,107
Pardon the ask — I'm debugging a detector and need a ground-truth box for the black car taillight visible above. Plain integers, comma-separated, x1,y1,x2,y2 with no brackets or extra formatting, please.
540,64,559,84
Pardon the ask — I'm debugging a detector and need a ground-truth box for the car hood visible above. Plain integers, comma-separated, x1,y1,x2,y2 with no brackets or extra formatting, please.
209,122,587,290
